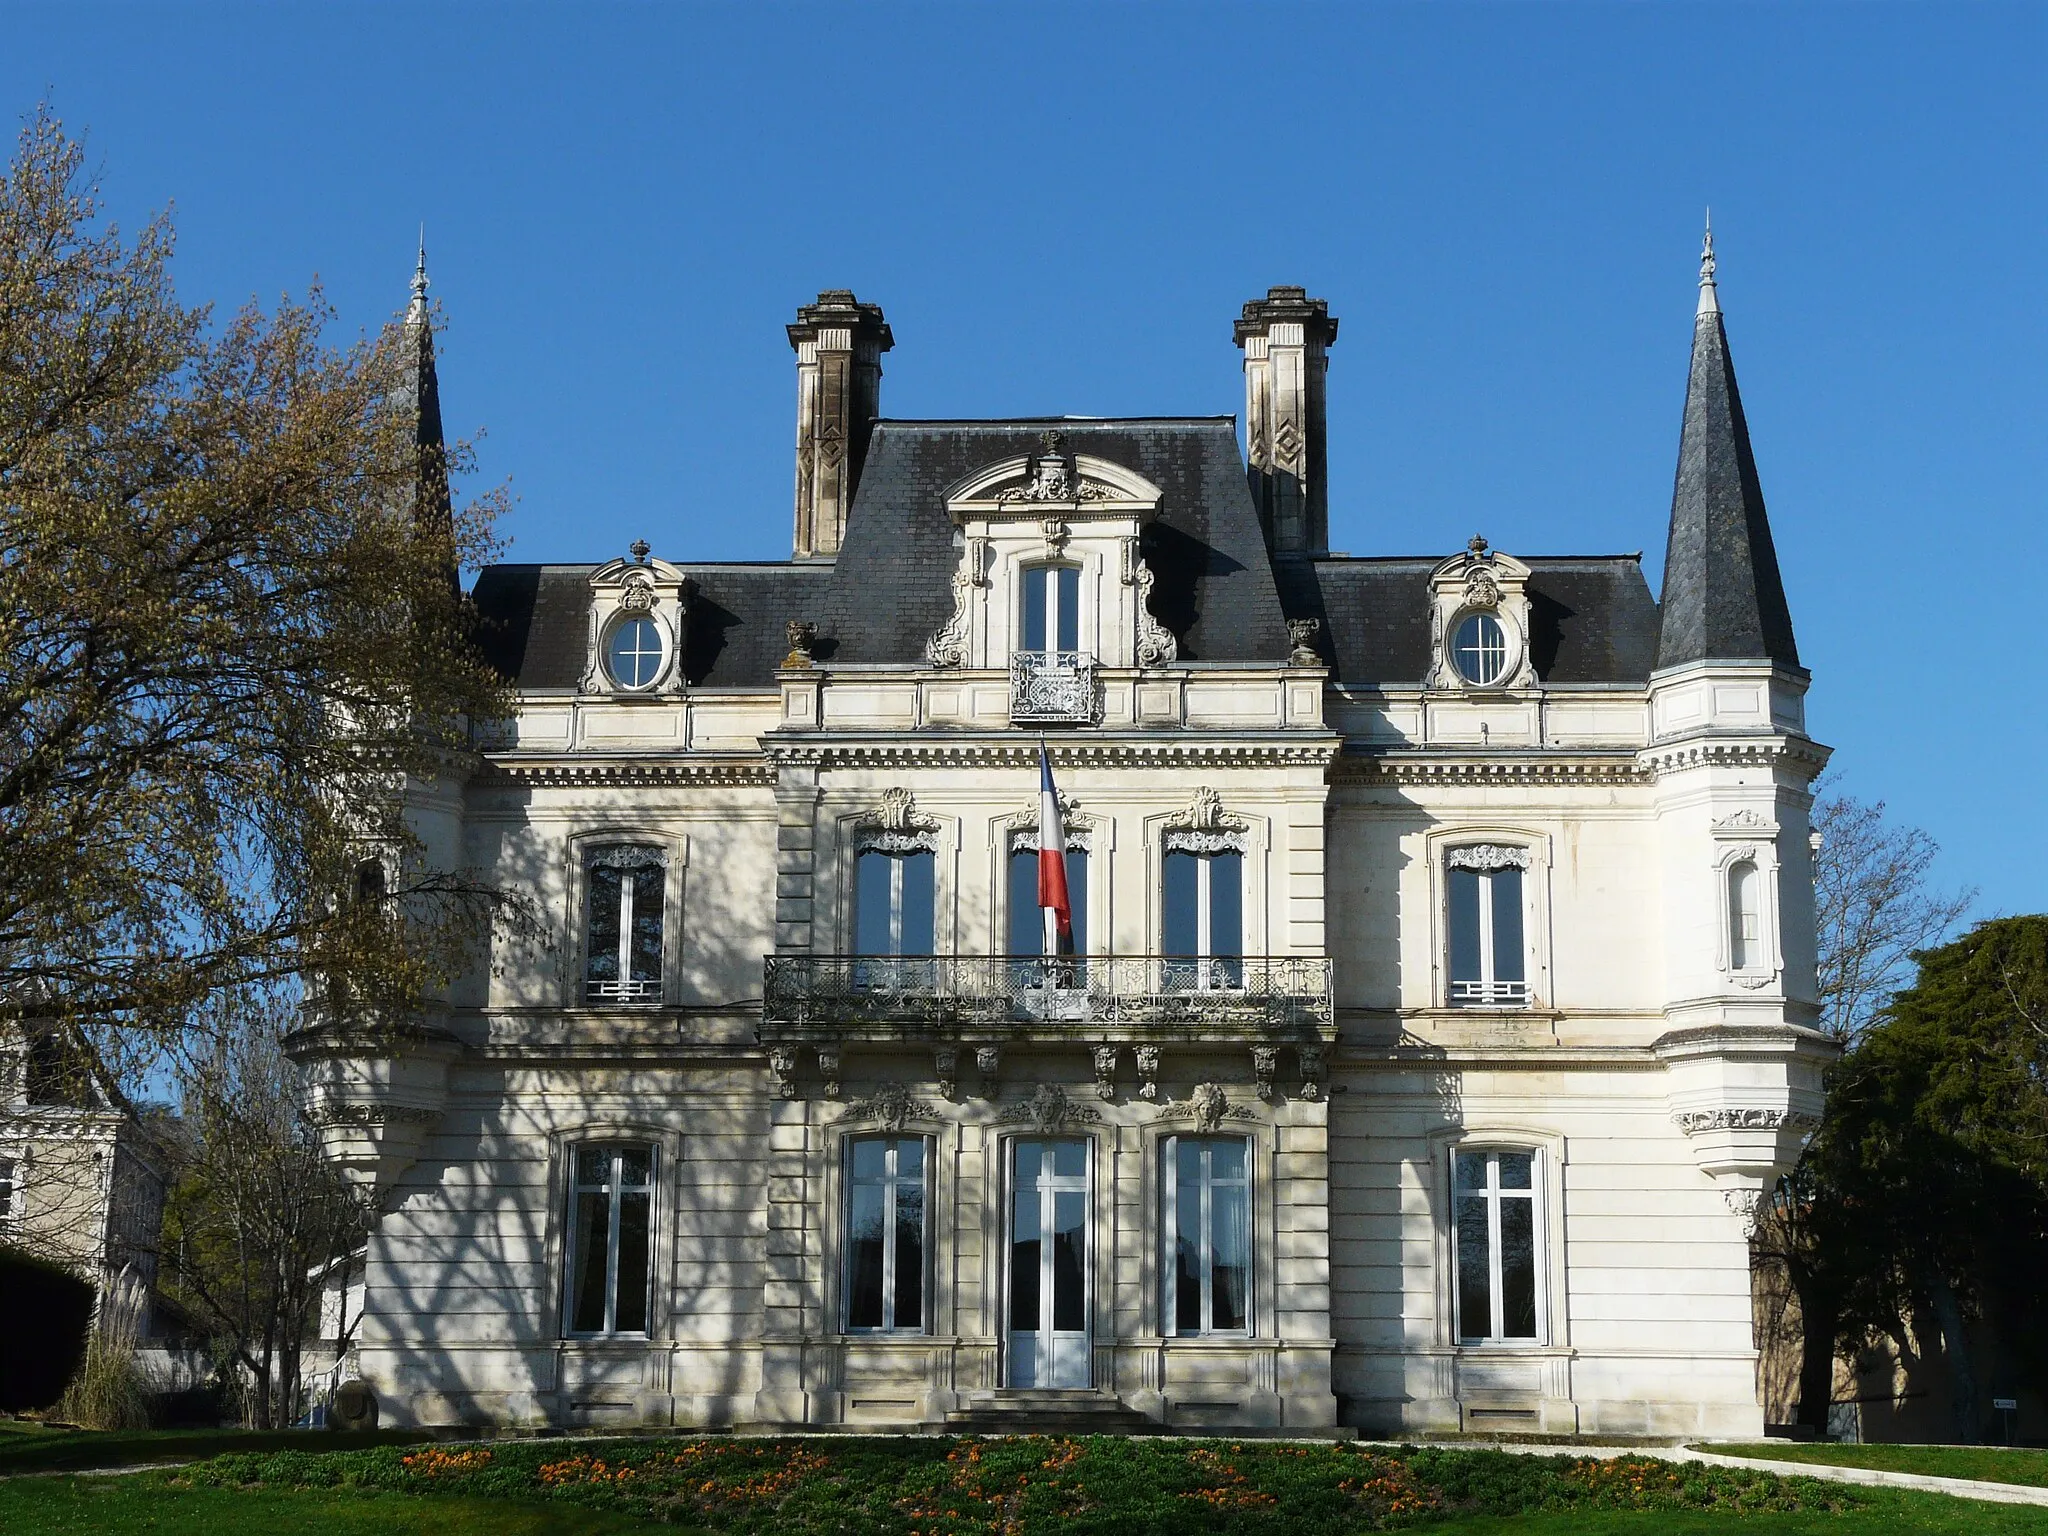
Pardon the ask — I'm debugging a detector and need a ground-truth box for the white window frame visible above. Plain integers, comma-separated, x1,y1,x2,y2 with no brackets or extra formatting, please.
842,1135,931,1335
604,612,668,691
1446,845,1531,1008
1019,561,1082,657
1160,1134,1254,1338
1161,845,1245,991
583,845,667,1006
1451,1146,1545,1346
1451,611,1509,686
562,1142,656,1339
0,1156,16,1228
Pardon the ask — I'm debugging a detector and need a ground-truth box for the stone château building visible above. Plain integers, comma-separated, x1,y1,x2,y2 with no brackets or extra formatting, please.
291,236,1832,1438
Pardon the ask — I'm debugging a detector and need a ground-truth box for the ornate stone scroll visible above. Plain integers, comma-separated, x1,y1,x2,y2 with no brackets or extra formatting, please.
1090,1045,1120,1102
844,1082,936,1132
1298,1044,1327,1103
1164,786,1249,855
1135,1045,1161,1103
1251,1046,1278,1103
767,1046,799,1100
998,1082,1102,1133
1446,844,1530,872
815,1043,842,1100
856,788,940,854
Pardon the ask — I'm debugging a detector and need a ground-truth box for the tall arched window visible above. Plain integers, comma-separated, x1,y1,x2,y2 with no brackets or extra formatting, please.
1728,859,1761,971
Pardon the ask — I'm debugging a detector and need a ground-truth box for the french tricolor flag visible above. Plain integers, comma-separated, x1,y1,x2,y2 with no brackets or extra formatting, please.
1037,744,1073,956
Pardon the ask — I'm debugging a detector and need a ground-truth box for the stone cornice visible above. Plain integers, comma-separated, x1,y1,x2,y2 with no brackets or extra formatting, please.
1637,732,1831,778
1333,749,1644,785
477,755,778,788
760,735,1341,772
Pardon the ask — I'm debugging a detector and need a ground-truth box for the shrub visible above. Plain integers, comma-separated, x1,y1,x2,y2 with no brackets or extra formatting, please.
0,1244,94,1412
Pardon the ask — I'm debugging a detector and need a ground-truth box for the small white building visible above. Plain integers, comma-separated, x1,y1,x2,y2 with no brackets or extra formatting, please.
293,241,1831,1438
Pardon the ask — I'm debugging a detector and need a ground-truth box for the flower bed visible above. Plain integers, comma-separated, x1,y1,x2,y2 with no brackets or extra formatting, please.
180,1436,1861,1533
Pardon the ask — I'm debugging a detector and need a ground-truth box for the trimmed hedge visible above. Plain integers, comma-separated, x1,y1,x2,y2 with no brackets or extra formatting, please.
181,1435,1862,1533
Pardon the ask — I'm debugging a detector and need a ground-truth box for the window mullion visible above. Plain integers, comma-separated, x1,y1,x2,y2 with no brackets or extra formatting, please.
1477,873,1495,990
1197,857,1211,960
605,1151,623,1334
1199,1144,1214,1335
1487,1155,1504,1341
618,876,634,981
881,1149,897,1331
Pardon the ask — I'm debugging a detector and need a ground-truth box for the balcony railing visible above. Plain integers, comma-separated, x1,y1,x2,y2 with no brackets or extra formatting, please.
1010,650,1099,725
1449,979,1529,1007
587,977,662,1006
762,954,1332,1032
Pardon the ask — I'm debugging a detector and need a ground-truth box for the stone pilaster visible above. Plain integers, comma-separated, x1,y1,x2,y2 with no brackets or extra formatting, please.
1235,287,1338,557
773,757,823,954
789,291,892,559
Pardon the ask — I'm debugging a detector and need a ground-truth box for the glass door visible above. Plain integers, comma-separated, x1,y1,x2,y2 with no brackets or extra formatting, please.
1007,1138,1090,1387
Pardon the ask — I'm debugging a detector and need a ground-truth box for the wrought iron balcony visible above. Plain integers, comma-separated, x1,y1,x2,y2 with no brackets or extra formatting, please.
1010,650,1099,725
761,954,1332,1034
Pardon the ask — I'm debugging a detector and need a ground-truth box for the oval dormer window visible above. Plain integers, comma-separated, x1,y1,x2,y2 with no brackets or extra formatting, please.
1452,612,1508,686
606,615,664,689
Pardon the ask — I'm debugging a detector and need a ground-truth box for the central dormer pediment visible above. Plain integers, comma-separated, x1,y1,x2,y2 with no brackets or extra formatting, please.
943,437,1163,521
926,432,1177,676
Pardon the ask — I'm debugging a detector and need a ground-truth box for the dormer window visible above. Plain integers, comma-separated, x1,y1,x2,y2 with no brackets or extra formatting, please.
606,615,665,689
1022,564,1081,656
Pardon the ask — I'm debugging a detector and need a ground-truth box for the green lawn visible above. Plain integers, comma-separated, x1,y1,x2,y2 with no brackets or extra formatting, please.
4,1437,2044,1535
0,1424,429,1475
2,1472,2045,1536
1711,1442,2048,1490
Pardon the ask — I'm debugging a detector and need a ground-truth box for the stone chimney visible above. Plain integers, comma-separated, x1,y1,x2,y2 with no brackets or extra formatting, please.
1234,286,1338,556
788,291,893,559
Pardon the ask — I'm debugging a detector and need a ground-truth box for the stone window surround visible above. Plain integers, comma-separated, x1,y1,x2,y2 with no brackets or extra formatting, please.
544,1124,683,1345
822,1115,956,1339
829,803,958,958
1138,1115,1281,1346
1158,1131,1256,1339
1424,1125,1570,1354
993,809,1108,957
579,556,691,699
560,829,689,1011
1422,827,1553,1012
1711,827,1783,990
836,1130,938,1337
1142,803,1271,962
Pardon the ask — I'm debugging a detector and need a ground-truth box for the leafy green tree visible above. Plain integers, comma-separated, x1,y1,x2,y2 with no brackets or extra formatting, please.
1801,916,2048,1442
0,107,515,1081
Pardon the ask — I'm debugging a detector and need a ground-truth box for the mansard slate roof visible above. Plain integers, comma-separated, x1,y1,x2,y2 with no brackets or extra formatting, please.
468,413,1664,690
1276,555,1660,686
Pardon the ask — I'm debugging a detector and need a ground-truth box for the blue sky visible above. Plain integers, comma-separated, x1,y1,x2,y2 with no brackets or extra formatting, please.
8,2,2042,920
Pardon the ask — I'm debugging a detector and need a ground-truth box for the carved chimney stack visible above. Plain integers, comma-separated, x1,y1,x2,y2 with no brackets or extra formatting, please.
1234,286,1338,557
788,291,893,559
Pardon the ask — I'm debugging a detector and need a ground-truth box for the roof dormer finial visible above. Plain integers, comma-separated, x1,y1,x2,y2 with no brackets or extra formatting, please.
1697,209,1719,317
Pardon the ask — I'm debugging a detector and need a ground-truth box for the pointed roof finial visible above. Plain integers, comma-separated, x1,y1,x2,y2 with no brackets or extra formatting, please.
409,228,430,320
1697,208,1719,317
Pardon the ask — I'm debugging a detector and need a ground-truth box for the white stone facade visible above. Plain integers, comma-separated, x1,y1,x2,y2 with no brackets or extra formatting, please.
294,274,1831,1438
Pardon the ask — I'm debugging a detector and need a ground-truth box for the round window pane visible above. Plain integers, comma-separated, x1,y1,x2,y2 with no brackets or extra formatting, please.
1452,613,1508,686
606,616,663,688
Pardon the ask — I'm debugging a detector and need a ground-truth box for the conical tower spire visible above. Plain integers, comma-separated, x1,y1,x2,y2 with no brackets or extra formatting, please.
1655,224,1799,671
398,240,456,586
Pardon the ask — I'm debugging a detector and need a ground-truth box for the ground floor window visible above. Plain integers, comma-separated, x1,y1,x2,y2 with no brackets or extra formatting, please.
845,1136,926,1331
1453,1148,1539,1343
1163,1135,1251,1335
566,1143,653,1336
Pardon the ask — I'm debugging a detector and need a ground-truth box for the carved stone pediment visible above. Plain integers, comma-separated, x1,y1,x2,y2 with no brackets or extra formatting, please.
1164,787,1248,854
856,788,940,854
